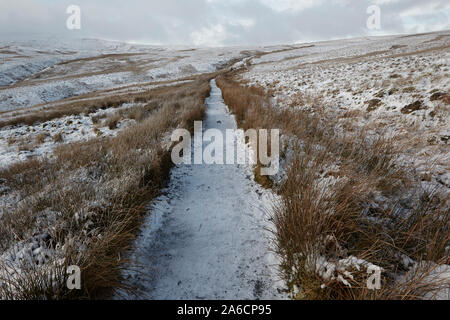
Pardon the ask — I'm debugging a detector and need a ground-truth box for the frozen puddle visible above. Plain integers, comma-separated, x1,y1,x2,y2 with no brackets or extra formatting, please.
121,79,286,300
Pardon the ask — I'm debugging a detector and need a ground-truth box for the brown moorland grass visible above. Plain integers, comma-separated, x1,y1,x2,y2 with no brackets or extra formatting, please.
216,73,449,300
0,75,213,130
0,74,213,299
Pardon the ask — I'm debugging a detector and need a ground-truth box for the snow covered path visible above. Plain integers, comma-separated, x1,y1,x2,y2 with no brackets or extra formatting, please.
122,79,286,300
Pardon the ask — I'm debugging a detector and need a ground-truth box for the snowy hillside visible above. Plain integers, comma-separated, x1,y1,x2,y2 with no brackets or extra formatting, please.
0,31,448,300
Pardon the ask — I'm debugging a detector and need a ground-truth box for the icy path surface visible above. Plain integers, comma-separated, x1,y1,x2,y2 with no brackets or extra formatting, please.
122,79,286,300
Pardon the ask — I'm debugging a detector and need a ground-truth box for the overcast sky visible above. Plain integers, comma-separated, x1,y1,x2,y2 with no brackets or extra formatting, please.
0,0,449,46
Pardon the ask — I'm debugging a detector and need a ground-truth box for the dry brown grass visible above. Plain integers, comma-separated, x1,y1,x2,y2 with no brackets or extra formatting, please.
0,75,214,129
103,113,122,130
0,74,213,299
0,96,127,129
289,91,323,109
52,131,64,143
34,132,48,145
6,136,17,146
6,135,37,152
121,106,146,122
90,114,105,125
217,73,449,300
17,139,34,152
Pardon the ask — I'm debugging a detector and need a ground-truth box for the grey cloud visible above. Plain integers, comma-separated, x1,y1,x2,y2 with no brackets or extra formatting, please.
0,0,448,45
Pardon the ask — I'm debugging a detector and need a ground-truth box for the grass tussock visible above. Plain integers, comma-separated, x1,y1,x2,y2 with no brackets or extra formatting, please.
216,73,449,300
103,113,122,130
52,131,64,143
0,75,213,299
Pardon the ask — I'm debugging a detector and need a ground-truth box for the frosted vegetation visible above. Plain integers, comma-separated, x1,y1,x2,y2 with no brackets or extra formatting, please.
0,31,448,299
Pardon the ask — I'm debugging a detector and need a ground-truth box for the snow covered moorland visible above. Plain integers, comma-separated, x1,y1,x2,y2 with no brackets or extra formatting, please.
218,31,450,299
0,32,449,299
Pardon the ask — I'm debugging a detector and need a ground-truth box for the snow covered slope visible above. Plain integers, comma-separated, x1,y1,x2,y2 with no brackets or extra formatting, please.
0,37,248,112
